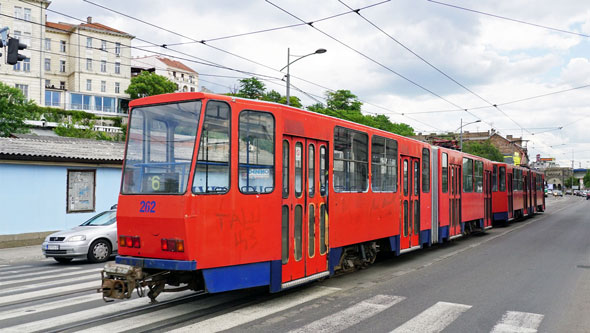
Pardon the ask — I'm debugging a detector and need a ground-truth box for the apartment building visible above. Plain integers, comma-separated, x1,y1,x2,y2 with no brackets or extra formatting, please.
131,55,198,93
0,0,134,115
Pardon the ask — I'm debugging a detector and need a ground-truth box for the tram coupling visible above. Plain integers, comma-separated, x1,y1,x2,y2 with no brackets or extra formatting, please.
99,262,144,301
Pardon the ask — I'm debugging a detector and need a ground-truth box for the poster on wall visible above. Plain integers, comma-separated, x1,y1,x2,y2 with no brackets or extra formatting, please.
67,170,96,213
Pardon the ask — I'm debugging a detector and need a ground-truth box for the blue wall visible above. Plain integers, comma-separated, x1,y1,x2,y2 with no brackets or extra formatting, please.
0,163,121,235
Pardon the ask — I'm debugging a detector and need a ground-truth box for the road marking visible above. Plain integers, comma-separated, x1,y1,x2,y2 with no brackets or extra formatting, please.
0,281,99,306
0,268,102,286
391,301,472,333
3,290,197,333
81,293,236,333
0,266,87,280
0,293,103,321
289,294,405,333
490,311,544,333
0,274,99,295
169,286,341,332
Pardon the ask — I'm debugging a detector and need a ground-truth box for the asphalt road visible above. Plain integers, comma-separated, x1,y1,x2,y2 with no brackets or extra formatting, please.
0,195,588,332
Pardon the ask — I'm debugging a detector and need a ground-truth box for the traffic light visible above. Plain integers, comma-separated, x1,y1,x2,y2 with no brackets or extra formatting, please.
7,38,26,65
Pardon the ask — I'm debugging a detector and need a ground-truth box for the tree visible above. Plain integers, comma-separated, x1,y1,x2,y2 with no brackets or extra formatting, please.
236,77,266,100
564,176,577,189
583,171,590,188
0,82,33,137
125,71,177,99
326,90,362,113
462,140,504,162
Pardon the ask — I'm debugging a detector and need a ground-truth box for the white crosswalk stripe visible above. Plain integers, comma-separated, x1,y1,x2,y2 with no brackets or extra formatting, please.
169,286,341,332
0,293,103,321
490,311,544,333
391,301,472,333
0,268,102,287
3,290,197,333
0,274,99,295
0,266,87,281
0,280,99,306
289,294,405,333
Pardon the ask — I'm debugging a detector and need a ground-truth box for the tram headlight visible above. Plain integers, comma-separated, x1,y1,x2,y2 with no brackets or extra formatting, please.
67,235,86,242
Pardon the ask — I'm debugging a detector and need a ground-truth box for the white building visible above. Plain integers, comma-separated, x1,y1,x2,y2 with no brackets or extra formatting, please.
0,0,134,116
131,55,198,93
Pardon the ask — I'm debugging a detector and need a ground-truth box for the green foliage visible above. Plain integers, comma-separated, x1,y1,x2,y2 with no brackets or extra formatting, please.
308,90,415,137
462,140,505,162
236,77,266,99
0,82,34,136
583,171,590,188
125,71,177,99
564,176,577,188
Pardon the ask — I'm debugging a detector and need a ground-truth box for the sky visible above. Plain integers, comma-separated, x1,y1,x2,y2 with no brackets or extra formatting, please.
46,0,590,168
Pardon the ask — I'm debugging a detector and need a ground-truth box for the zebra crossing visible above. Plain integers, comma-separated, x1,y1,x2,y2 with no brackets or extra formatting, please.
0,263,546,333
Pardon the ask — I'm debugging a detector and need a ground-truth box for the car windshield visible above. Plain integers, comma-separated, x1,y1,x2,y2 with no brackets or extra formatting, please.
80,211,116,226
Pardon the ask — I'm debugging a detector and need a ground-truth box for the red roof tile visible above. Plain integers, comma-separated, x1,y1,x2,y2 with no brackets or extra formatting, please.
157,57,197,74
46,21,75,32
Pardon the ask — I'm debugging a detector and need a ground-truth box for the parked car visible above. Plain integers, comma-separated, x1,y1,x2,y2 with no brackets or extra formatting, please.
41,206,118,263
546,189,552,197
553,190,563,197
565,190,572,195
587,192,590,200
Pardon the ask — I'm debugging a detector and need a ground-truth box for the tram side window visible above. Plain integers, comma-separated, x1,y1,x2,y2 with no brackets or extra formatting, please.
422,148,430,193
441,153,448,193
474,160,483,193
333,127,368,192
462,158,473,192
499,166,506,191
320,146,328,196
371,135,397,192
193,101,230,194
492,165,498,192
238,110,275,194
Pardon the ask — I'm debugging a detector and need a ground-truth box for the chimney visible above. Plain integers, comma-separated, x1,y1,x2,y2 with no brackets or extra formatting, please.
87,16,92,23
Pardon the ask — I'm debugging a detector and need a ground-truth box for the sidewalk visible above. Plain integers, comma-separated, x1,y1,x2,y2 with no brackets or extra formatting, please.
0,245,46,265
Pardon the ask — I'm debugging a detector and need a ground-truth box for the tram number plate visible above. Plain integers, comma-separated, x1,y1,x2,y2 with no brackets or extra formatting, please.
48,245,59,250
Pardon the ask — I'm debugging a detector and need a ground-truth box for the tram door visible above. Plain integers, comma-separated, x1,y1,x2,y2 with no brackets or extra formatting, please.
449,164,462,236
484,170,492,226
400,156,420,250
281,136,329,284
507,172,514,219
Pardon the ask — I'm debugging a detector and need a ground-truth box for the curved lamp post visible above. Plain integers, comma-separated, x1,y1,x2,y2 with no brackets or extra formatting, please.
459,118,481,151
280,48,326,105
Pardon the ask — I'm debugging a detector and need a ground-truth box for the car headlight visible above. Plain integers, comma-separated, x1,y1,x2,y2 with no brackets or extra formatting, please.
67,235,86,242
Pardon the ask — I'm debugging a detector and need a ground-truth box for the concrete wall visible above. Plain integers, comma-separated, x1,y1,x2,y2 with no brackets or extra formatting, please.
0,163,121,236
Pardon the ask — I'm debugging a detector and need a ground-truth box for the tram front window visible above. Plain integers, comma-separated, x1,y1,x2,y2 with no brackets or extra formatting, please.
122,100,202,194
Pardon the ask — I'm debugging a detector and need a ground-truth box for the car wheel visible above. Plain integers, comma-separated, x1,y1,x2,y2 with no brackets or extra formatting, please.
88,239,112,263
54,257,73,264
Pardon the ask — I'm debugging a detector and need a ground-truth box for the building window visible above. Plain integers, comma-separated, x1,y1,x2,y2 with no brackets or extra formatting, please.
238,110,275,194
60,40,66,52
101,40,106,51
115,62,120,74
71,93,91,110
44,58,51,71
14,6,22,19
13,61,20,71
44,38,51,51
86,58,92,71
15,84,28,98
45,90,61,107
115,42,120,56
60,81,66,90
101,80,106,92
190,87,195,92
371,135,397,192
60,60,66,72
67,170,96,213
86,79,92,91
100,60,106,72
45,79,51,87
193,101,231,194
114,82,120,93
173,71,176,77
333,126,369,192
23,58,30,72
86,37,92,49
189,75,194,83
24,8,31,21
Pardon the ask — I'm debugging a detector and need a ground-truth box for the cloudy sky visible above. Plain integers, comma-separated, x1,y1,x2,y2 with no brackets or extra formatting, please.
47,0,590,167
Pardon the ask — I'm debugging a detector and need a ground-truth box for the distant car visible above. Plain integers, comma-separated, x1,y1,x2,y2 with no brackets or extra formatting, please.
41,207,118,263
565,190,572,195
546,189,552,197
587,192,590,200
553,190,563,197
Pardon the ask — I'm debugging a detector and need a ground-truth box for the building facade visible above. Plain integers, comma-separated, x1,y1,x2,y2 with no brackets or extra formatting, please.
131,55,198,92
0,1,134,115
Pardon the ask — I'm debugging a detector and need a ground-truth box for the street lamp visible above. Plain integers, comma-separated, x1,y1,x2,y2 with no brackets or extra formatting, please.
280,48,326,105
458,118,481,151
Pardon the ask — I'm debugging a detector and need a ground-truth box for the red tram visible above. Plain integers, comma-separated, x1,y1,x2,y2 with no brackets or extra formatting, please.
100,92,545,301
